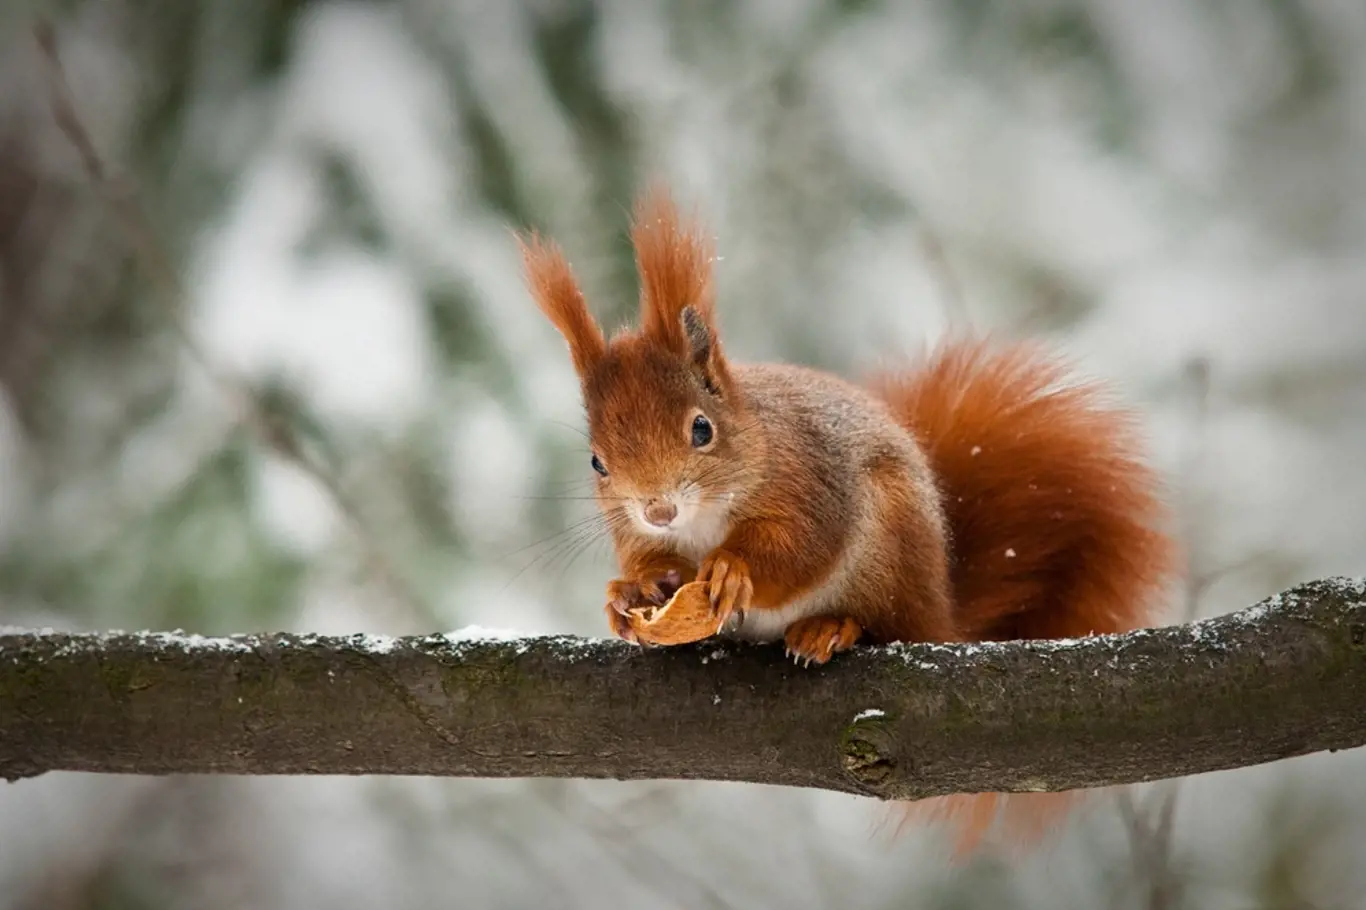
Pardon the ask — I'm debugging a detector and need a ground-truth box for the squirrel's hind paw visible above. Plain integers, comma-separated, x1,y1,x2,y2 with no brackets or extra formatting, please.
784,616,862,666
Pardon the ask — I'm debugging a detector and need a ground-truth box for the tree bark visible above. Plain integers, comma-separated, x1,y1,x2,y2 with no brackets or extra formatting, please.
1,577,1363,799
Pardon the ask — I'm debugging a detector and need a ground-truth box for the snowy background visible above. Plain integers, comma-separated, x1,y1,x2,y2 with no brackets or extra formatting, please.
2,1,1365,907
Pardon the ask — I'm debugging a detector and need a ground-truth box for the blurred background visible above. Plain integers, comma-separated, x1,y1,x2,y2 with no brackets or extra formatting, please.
1,0,1365,907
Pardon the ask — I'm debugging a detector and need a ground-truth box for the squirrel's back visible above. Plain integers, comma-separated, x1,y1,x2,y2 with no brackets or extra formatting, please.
869,337,1177,643
725,361,956,645
733,340,1176,644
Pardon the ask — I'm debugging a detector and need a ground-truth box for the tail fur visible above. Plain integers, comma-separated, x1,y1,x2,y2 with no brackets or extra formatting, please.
868,337,1180,855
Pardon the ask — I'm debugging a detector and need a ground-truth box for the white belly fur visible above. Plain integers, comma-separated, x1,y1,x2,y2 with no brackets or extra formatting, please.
669,505,732,565
724,595,834,643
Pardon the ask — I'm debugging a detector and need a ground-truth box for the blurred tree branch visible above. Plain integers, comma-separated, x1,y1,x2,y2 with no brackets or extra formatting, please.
1,577,1362,797
32,16,435,627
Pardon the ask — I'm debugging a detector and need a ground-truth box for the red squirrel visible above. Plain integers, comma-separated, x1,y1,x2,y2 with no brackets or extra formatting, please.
518,187,1179,851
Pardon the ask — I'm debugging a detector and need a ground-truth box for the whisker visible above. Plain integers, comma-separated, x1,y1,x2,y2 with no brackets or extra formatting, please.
493,511,608,562
495,512,617,592
540,477,599,492
547,419,590,440
546,525,615,583
540,507,634,583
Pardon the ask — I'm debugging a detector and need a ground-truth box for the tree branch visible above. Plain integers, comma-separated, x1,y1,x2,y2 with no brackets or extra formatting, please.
2,577,1363,797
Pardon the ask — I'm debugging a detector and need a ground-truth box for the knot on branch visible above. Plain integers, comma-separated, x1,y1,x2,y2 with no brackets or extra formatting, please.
841,710,899,797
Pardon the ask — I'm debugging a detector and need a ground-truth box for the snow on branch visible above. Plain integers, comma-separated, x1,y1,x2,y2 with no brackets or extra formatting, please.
1,578,1363,798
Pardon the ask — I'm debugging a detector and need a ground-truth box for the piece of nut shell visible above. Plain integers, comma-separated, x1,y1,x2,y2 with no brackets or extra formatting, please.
626,580,716,645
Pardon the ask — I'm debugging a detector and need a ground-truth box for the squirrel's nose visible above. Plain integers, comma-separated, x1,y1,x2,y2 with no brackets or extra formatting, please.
643,499,678,527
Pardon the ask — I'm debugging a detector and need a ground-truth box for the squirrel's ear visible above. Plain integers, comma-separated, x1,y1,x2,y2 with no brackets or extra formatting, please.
631,185,716,355
517,230,606,378
681,306,711,366
681,305,731,397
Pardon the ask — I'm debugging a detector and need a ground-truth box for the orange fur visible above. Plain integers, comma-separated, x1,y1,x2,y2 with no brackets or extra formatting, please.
869,338,1176,642
631,185,717,353
896,790,1086,858
517,231,605,377
519,187,1180,859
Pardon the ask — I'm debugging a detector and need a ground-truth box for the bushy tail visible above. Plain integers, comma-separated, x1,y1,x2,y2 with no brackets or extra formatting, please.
872,336,1177,640
868,337,1180,854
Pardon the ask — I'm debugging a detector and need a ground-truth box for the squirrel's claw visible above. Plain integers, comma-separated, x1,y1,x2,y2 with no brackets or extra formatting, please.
784,615,862,666
604,604,639,644
604,575,676,643
697,549,753,635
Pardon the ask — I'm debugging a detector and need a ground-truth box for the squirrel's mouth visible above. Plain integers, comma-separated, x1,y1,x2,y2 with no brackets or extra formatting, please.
656,572,683,602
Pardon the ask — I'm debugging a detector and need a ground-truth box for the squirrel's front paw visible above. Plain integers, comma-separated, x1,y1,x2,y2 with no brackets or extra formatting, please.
605,571,683,644
784,616,861,666
697,549,753,633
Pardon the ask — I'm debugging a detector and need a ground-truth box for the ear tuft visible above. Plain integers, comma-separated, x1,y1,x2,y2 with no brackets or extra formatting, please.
516,230,606,378
632,185,716,354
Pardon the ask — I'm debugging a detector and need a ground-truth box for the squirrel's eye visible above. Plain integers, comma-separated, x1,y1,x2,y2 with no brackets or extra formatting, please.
590,454,608,477
690,414,714,448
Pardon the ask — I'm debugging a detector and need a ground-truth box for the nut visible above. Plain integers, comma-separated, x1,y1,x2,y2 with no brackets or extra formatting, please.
626,581,716,645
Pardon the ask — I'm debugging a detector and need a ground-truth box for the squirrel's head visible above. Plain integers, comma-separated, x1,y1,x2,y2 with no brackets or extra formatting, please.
519,187,755,540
